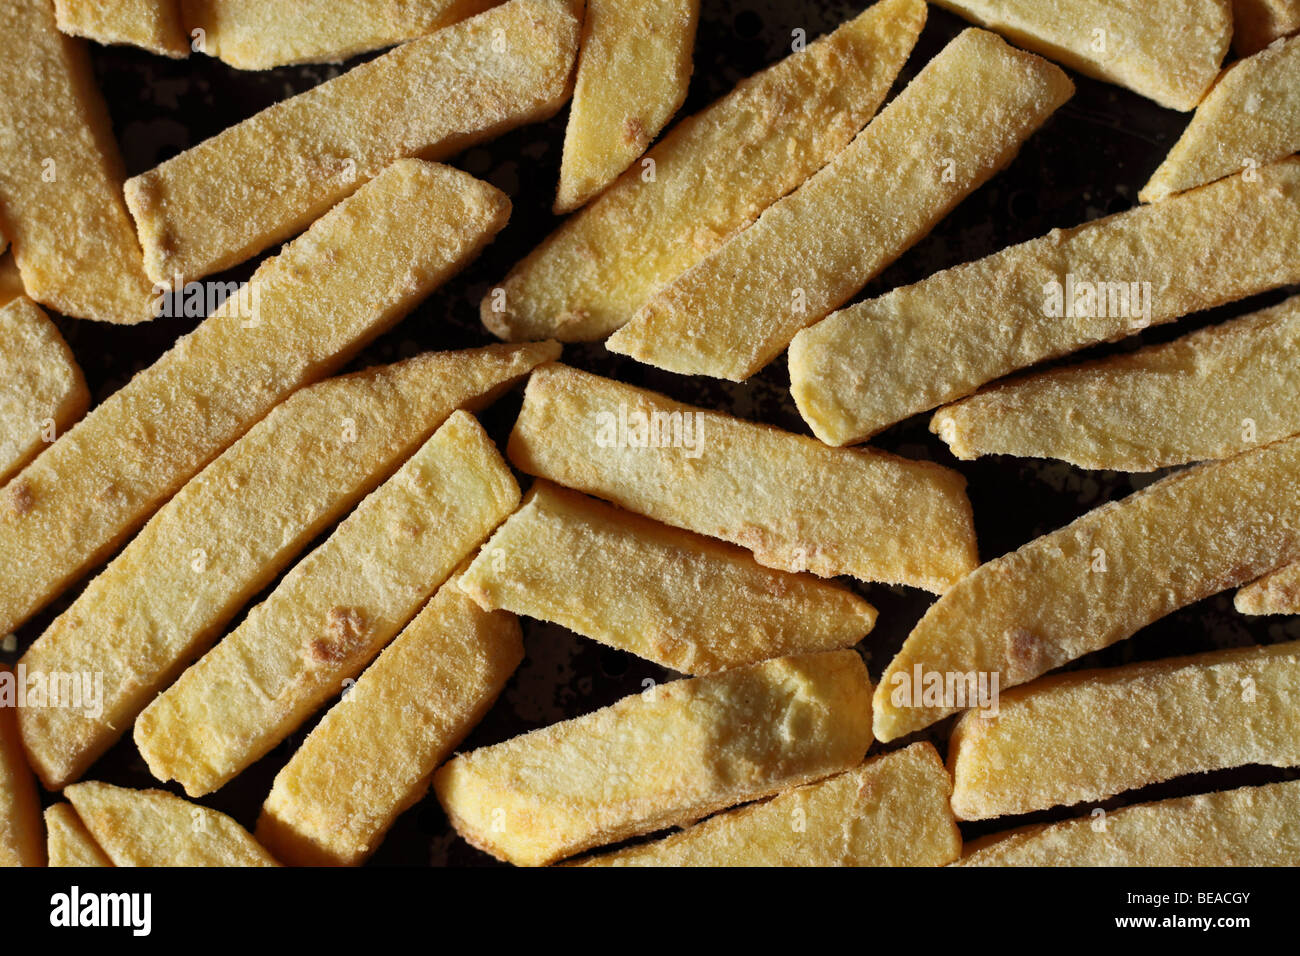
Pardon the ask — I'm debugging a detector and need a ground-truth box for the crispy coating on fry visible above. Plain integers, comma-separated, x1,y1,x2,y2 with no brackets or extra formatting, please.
791,158,1300,446
0,160,509,638
459,481,876,673
0,668,44,867
508,364,977,593
434,650,873,866
874,434,1300,741
45,804,112,867
1233,0,1300,55
482,0,927,341
0,253,23,307
55,0,190,58
1236,561,1300,614
605,28,1072,381
576,743,959,867
125,0,577,284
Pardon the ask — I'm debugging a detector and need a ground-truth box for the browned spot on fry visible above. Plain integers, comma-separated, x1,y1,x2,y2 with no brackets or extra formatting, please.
1004,628,1047,684
10,481,33,515
310,606,368,664
623,117,647,148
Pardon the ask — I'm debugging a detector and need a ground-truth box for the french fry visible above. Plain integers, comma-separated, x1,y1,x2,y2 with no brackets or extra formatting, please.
575,743,959,867
134,412,520,797
481,0,927,342
0,0,155,323
508,364,978,594
55,0,190,58
0,159,509,638
930,295,1300,471
0,253,23,307
125,0,578,284
1237,562,1300,614
949,642,1300,820
605,28,1072,382
0,668,44,867
458,481,876,673
45,804,112,868
65,781,278,866
1141,36,1300,202
554,0,699,213
873,433,1300,742
183,0,498,69
932,0,1229,111
1232,0,1300,55
257,576,524,866
959,780,1300,866
17,342,554,791
433,649,873,866
0,297,89,486
791,158,1300,447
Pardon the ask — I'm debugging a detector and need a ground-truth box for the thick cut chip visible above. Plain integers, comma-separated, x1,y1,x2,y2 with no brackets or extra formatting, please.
930,295,1300,471
791,158,1300,446
0,253,23,307
55,0,190,57
1141,36,1300,202
458,481,876,673
1237,562,1300,614
433,650,874,866
959,780,1300,866
1233,0,1300,55
65,781,278,866
576,743,959,867
481,0,928,342
0,668,43,867
0,297,89,486
554,0,699,213
873,434,1300,741
932,0,1229,110
17,343,554,791
257,578,524,866
45,804,112,867
508,364,977,593
134,412,520,797
949,642,1300,820
0,159,509,637
605,28,1072,381
125,0,577,284
0,0,155,323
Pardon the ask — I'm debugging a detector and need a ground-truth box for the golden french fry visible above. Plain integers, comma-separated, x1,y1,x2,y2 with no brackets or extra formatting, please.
949,642,1300,820
0,159,509,638
930,295,1300,471
134,412,520,797
508,364,977,593
125,0,577,284
873,434,1300,742
257,577,524,866
959,780,1300,866
0,0,155,323
576,742,959,867
482,0,927,342
554,0,699,213
17,342,554,791
791,158,1300,447
433,649,873,866
1232,0,1300,55
932,0,1229,110
45,804,112,868
459,481,876,673
55,0,190,57
0,253,23,307
65,781,278,866
0,667,44,867
606,28,1072,381
1237,562,1300,614
0,297,89,486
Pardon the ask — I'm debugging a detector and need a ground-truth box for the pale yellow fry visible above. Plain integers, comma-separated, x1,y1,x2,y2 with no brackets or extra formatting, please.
45,804,112,868
508,364,977,593
65,781,277,866
125,0,577,284
0,297,89,486
1233,0,1300,55
183,0,499,69
55,0,190,57
0,253,23,307
433,650,873,866
959,780,1300,866
0,667,44,867
0,0,155,323
1236,561,1300,614
482,0,927,342
930,295,1300,471
257,577,524,866
554,0,699,213
459,481,876,673
576,742,959,867
0,159,509,637
17,342,554,791
873,433,1300,742
791,158,1300,447
134,412,520,797
1141,36,1300,202
933,0,1229,110
949,642,1300,821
